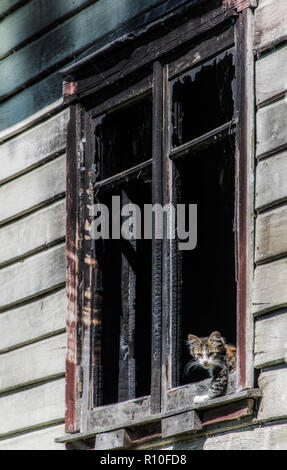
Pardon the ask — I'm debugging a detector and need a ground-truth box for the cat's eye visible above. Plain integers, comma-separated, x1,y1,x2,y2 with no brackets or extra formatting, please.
197,353,202,358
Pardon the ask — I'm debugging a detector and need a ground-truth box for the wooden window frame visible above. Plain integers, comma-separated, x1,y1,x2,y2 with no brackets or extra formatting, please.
59,0,259,448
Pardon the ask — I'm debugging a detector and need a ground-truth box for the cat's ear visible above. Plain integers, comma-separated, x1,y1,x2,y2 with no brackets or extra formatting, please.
208,331,224,345
187,334,200,348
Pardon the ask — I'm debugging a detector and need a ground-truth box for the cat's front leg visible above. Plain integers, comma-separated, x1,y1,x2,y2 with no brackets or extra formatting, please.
193,394,209,404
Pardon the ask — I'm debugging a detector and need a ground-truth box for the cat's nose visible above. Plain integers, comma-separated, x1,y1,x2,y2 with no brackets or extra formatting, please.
203,361,208,366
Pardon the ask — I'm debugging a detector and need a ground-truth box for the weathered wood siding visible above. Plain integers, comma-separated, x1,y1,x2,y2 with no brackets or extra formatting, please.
0,0,201,451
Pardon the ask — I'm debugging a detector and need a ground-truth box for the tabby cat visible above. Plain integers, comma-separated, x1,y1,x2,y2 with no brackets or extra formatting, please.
186,331,236,404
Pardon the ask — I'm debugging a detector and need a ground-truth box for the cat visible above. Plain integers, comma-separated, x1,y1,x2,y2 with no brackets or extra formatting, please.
186,331,236,404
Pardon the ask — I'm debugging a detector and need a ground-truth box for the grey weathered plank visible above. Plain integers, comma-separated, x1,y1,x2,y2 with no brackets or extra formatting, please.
0,378,65,436
255,151,287,211
256,100,287,158
256,45,287,106
253,258,287,314
162,410,202,438
255,205,287,263
0,289,66,353
0,109,69,183
0,0,26,18
254,0,287,52
0,155,66,225
0,334,66,393
257,367,287,421
178,422,287,450
254,312,287,368
0,424,65,450
0,199,65,266
95,429,132,450
0,0,96,59
0,0,190,100
0,72,62,133
0,243,65,311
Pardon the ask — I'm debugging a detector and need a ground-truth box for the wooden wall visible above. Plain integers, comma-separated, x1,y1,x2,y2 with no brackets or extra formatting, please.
0,0,195,450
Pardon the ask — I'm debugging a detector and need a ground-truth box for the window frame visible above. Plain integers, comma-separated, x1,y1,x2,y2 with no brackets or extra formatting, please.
61,0,257,447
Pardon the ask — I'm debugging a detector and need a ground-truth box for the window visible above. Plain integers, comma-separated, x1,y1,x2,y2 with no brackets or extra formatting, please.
61,0,258,448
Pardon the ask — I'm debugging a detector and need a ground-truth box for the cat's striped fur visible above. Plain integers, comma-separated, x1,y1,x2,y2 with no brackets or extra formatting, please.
187,331,236,404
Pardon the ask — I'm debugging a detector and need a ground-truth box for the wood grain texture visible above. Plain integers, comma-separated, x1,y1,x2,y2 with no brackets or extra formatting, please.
0,289,66,353
0,0,97,59
0,378,65,436
256,100,287,158
255,151,287,211
254,0,287,51
0,243,65,311
0,109,69,184
0,199,65,266
0,424,65,450
256,45,287,106
0,155,66,225
170,422,287,450
161,411,202,438
255,205,287,263
0,334,66,393
0,0,26,18
253,258,287,314
0,0,185,100
257,367,287,421
254,312,287,367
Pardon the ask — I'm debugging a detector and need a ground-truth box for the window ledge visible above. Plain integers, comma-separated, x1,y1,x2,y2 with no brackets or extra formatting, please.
56,388,261,449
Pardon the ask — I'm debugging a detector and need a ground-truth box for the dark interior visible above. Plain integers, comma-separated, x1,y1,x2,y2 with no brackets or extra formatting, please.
171,50,235,148
99,179,152,405
176,138,237,385
95,94,152,180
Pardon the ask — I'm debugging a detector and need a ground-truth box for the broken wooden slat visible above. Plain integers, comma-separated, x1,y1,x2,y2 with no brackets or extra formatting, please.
161,410,202,438
95,429,131,450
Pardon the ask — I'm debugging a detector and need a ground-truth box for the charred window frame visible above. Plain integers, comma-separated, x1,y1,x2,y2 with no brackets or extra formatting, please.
61,0,257,447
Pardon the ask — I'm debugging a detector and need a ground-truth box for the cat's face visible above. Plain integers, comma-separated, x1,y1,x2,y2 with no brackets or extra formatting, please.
187,331,225,370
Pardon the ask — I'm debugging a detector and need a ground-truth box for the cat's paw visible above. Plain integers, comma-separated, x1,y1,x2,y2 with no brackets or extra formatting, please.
193,394,209,404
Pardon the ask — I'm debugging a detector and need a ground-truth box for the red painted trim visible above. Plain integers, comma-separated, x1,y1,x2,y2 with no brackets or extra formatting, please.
201,399,253,426
65,105,80,433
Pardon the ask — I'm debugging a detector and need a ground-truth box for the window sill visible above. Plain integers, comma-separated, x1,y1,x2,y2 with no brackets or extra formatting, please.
56,387,261,449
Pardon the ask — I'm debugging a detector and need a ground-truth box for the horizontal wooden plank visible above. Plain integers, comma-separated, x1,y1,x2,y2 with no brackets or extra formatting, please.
254,0,287,52
253,258,287,314
0,0,26,18
162,410,202,438
256,100,287,158
0,73,63,133
0,378,65,436
95,429,132,450
0,334,66,393
256,45,287,106
0,109,69,184
255,205,287,263
0,0,96,59
176,422,287,450
257,366,287,421
0,289,66,352
255,151,287,211
0,155,66,225
0,0,194,100
0,243,65,311
254,312,287,368
0,424,65,450
0,199,65,266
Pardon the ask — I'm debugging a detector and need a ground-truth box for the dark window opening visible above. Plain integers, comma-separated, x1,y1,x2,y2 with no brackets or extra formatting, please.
95,94,152,180
95,165,152,406
175,137,237,386
171,50,235,148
